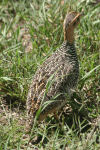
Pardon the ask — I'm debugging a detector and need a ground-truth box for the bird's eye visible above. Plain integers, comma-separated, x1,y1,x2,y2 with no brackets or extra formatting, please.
77,17,79,21
73,22,76,26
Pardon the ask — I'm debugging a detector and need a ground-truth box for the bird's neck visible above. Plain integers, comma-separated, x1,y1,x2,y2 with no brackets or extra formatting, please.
64,27,74,45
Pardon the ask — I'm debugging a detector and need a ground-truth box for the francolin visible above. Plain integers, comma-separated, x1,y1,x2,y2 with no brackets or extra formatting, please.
25,11,84,133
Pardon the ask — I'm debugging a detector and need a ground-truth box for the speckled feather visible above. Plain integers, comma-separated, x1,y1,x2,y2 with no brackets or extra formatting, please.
26,41,79,132
25,11,83,133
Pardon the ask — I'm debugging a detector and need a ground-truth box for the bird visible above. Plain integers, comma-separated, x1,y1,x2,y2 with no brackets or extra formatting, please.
25,11,84,133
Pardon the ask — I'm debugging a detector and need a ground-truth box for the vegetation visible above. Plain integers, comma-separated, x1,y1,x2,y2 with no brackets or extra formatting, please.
0,0,100,149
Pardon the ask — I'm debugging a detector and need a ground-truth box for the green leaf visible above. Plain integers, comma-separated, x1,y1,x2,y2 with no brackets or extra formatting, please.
81,65,100,80
93,20,100,25
0,77,13,81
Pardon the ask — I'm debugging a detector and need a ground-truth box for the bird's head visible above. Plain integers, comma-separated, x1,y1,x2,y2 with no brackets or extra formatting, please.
63,11,84,44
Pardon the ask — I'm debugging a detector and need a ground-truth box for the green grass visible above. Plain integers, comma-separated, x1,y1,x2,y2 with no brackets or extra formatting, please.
0,0,100,149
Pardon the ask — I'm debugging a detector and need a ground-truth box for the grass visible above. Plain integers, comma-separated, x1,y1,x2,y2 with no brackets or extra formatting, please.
0,0,100,149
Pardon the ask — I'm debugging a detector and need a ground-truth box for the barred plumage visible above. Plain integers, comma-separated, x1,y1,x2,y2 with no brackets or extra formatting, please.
25,11,83,133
